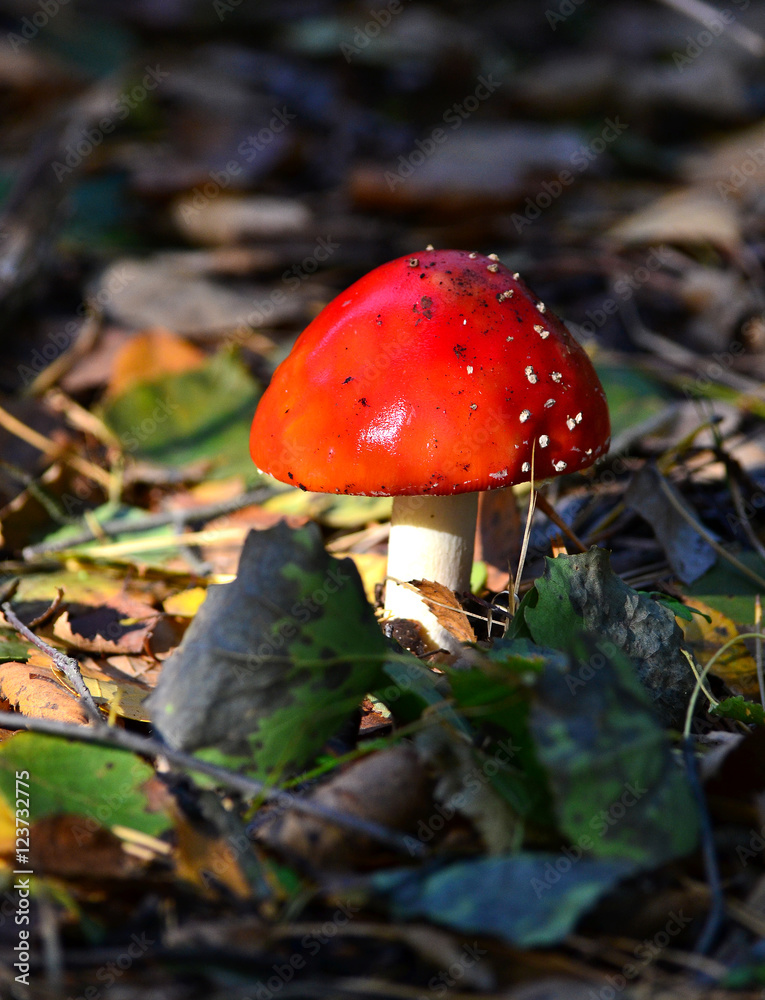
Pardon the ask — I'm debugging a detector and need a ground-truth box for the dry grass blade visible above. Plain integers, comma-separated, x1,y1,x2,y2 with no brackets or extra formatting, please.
57,526,248,559
513,443,537,613
45,387,122,448
0,400,111,488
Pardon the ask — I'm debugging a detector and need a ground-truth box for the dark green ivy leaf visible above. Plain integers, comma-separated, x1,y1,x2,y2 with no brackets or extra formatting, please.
529,635,700,866
370,853,635,947
512,548,694,729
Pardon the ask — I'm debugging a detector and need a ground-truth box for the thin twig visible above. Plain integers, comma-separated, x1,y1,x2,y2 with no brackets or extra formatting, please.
44,387,122,448
682,650,718,710
27,588,64,629
26,306,103,397
0,711,428,856
0,400,111,487
22,487,275,559
1,602,103,724
534,492,588,554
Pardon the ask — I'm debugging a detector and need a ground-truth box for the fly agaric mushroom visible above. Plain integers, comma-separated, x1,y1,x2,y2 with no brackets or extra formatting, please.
250,249,610,650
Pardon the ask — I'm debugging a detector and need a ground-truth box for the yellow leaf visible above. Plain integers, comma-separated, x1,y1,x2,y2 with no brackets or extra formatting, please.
0,795,17,854
163,587,208,617
680,598,760,697
51,665,152,723
262,489,392,529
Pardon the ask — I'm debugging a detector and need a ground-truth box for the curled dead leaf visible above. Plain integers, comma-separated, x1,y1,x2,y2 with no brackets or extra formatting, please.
411,580,476,644
256,743,433,870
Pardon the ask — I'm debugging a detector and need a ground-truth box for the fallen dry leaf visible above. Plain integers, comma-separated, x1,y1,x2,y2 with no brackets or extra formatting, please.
174,813,252,898
54,655,154,723
27,815,144,879
0,661,88,724
681,597,760,699
172,194,312,246
97,256,306,335
256,743,433,870
53,597,160,656
684,120,765,194
606,187,742,254
412,580,476,643
162,587,208,618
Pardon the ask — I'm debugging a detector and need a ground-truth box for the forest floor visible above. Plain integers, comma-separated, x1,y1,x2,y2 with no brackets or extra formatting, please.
3,1,765,998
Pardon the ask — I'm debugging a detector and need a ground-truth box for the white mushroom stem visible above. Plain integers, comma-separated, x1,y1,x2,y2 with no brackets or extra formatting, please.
384,492,479,653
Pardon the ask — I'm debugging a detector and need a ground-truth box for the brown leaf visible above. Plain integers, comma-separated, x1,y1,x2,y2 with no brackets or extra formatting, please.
107,326,206,398
684,120,765,192
475,488,520,593
606,187,742,255
27,815,142,879
53,598,160,655
174,814,252,898
0,662,88,724
412,580,476,643
53,656,154,723
257,743,433,870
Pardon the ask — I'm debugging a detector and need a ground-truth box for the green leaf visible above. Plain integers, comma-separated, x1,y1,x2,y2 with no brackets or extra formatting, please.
36,503,180,566
529,636,700,866
370,853,635,947
0,628,34,662
148,522,387,778
517,548,694,729
0,733,170,836
100,349,261,480
446,646,554,823
712,695,765,725
638,592,712,624
375,652,472,734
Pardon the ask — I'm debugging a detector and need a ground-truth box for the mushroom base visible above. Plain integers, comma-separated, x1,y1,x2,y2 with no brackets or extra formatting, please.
384,492,478,653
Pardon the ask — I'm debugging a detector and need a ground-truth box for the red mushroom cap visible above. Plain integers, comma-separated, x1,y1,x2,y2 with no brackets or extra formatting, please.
250,249,610,495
